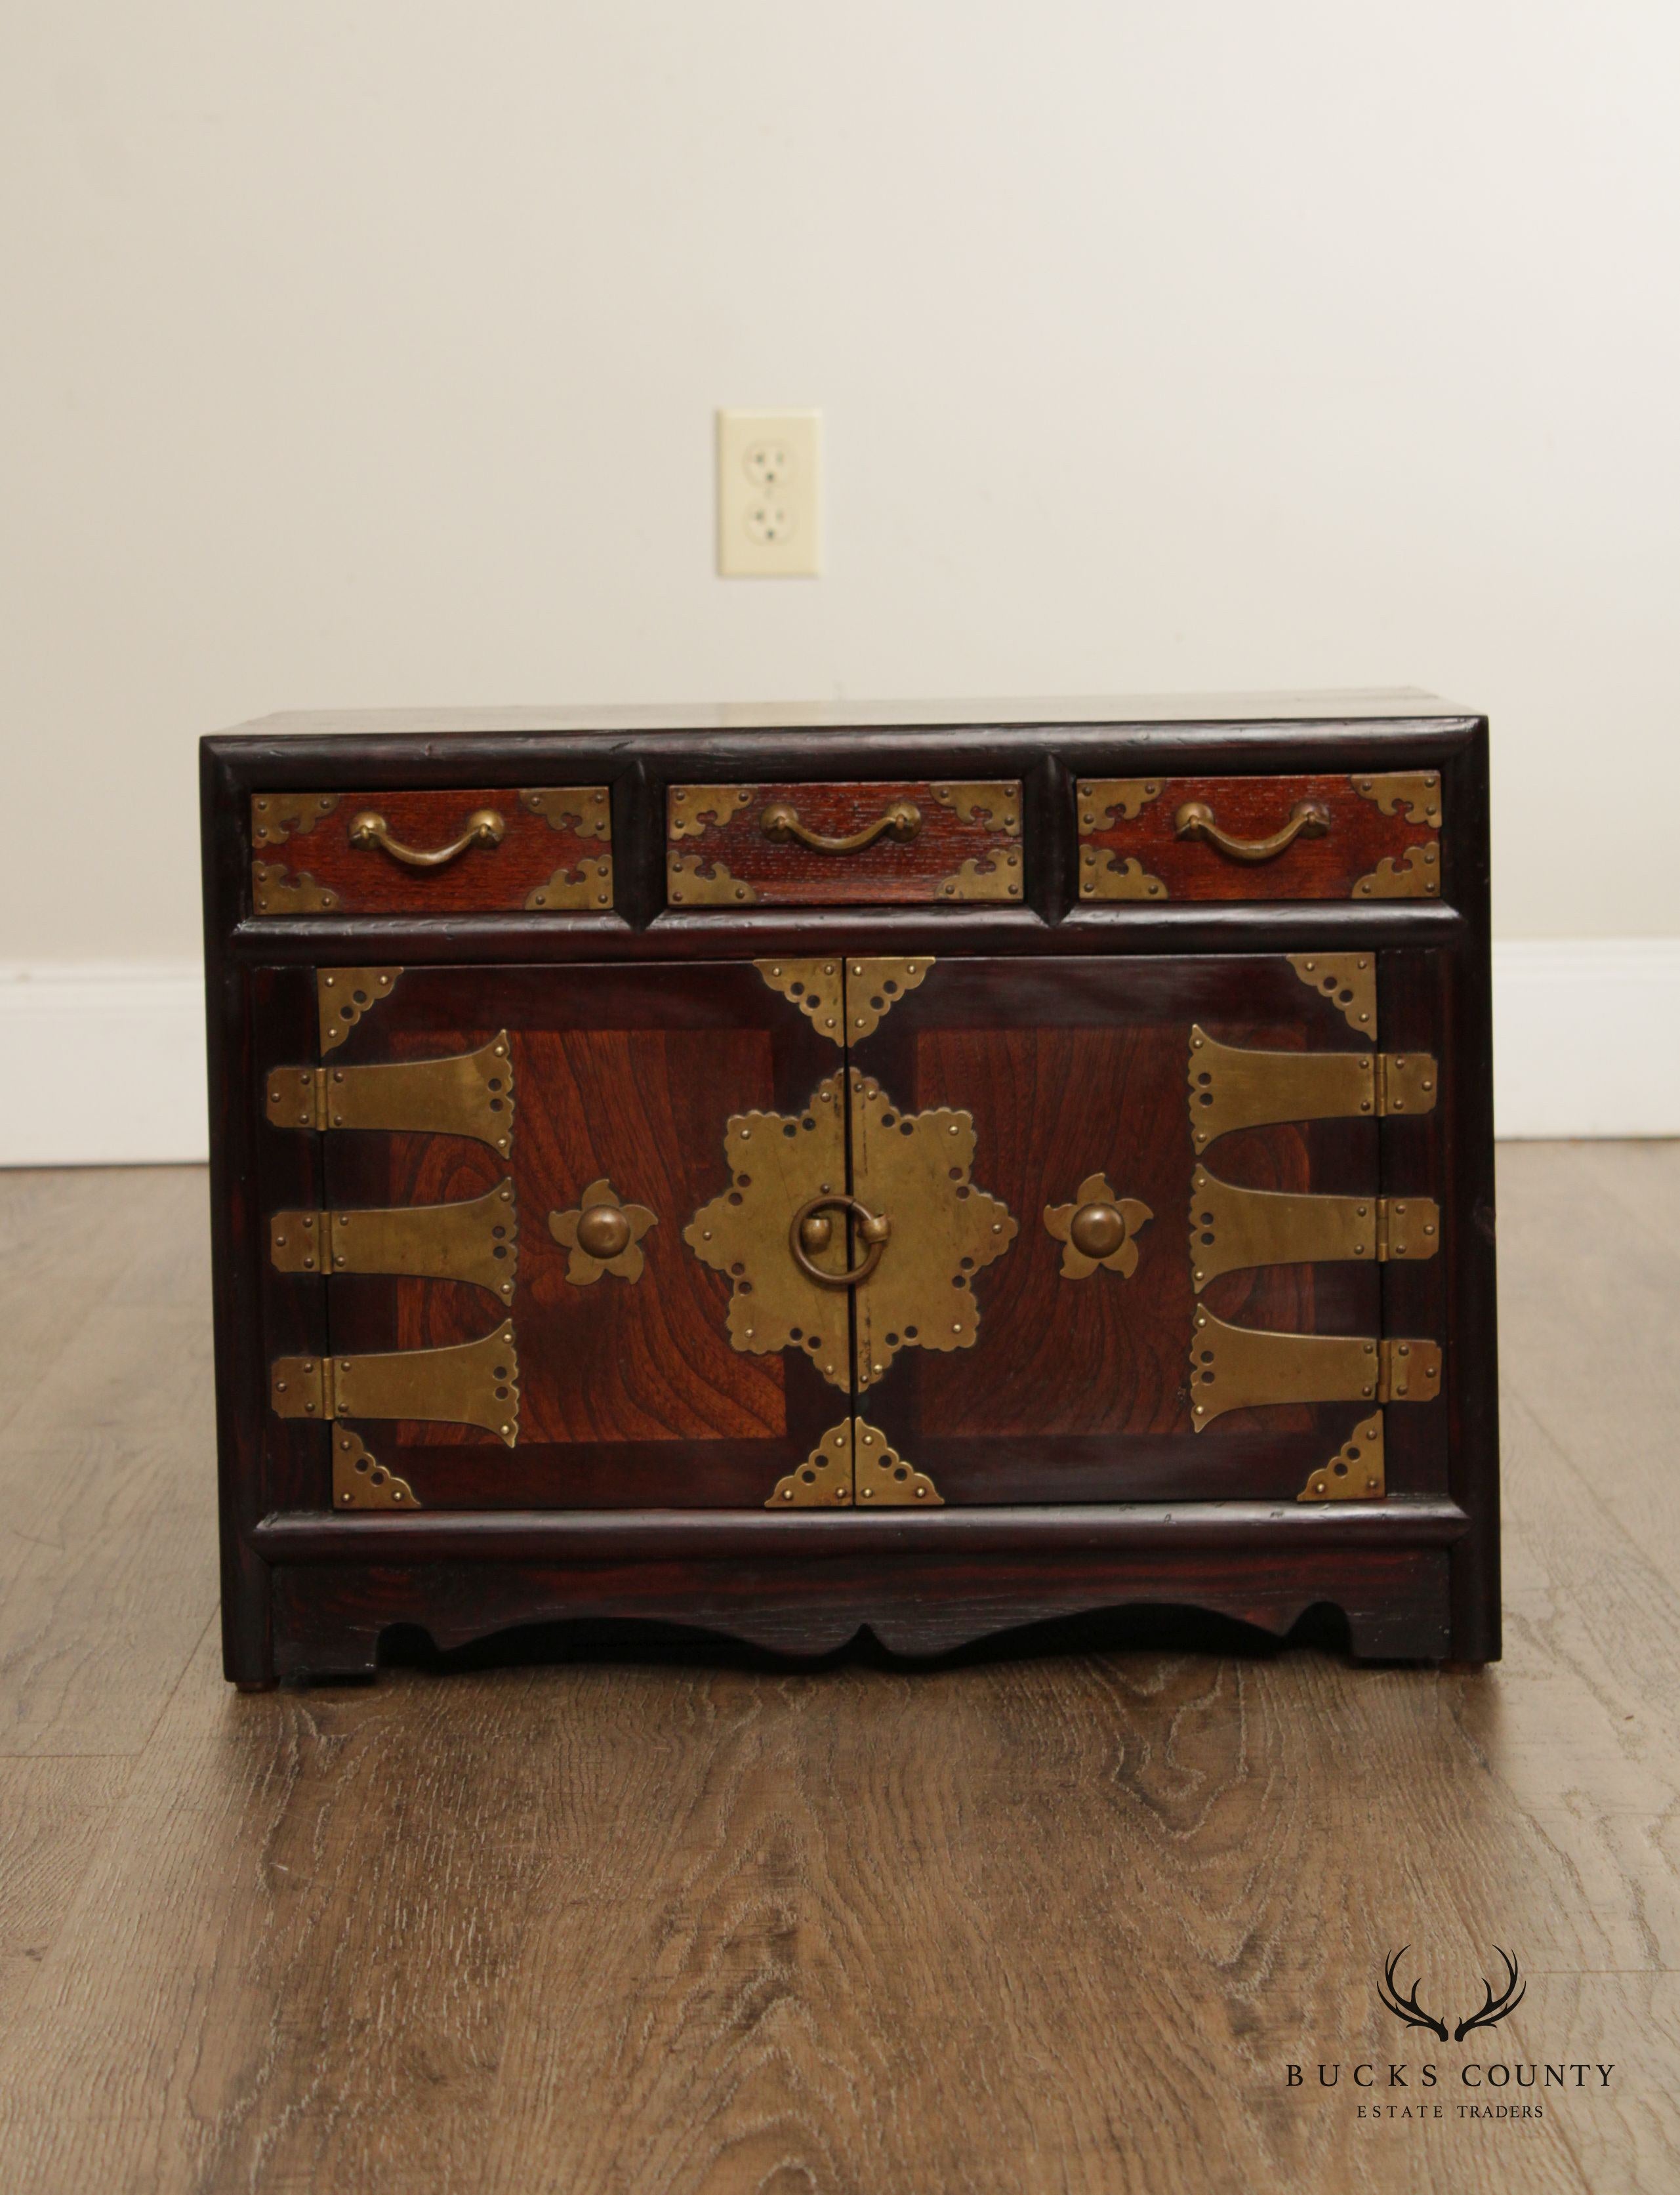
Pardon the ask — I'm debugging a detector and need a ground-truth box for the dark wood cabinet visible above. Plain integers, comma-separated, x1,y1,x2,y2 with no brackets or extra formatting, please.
202,696,1498,1682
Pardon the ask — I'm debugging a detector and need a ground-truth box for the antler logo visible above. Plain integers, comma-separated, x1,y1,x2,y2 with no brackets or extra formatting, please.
1452,1948,1526,2042
1376,1948,1448,2041
1378,1946,1525,2043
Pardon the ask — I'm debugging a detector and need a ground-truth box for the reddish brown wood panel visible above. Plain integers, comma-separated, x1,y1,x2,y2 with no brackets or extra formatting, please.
250,789,612,914
849,956,1391,1504
666,780,1022,905
315,964,840,1510
382,1029,787,1446
1078,774,1439,902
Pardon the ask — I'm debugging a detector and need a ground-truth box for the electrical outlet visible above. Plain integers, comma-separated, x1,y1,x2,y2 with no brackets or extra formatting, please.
716,409,821,577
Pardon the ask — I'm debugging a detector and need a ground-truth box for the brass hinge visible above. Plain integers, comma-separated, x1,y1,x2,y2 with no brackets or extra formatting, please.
1189,1027,1437,1149
270,1180,518,1303
1189,1307,1441,1430
271,1319,520,1444
266,1033,514,1155
1190,1168,1439,1289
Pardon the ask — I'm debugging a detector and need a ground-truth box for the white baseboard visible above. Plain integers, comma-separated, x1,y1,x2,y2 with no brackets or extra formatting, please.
1,943,1675,1164
1490,939,1680,1138
0,963,209,1166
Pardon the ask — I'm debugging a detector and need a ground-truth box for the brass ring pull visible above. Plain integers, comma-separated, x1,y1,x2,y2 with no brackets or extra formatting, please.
348,808,506,867
760,800,921,854
789,1194,891,1289
1172,798,1332,864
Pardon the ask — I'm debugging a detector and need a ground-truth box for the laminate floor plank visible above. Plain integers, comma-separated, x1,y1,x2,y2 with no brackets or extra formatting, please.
0,1168,218,1755
0,1757,131,2022
0,1168,190,1441
1494,1141,1680,1578
0,1153,1673,2194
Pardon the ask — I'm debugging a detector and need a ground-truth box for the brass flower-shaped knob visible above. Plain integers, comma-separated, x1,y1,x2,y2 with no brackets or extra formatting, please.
548,1180,657,1285
1044,1173,1153,1281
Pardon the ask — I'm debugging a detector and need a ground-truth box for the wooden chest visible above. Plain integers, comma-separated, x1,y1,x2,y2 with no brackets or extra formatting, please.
201,695,1498,1683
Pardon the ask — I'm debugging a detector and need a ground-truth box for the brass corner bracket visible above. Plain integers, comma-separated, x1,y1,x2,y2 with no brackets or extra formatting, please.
668,853,757,905
935,852,1022,901
1286,954,1375,1040
932,783,1019,832
251,792,339,848
668,786,753,840
843,958,933,1040
318,968,400,1054
333,1426,420,1509
1298,1415,1385,1502
855,1420,941,1504
253,861,340,914
754,960,845,1044
522,787,611,838
1079,851,1166,901
1351,772,1442,828
755,957,936,1045
763,1418,942,1506
769,1421,854,1506
1078,780,1162,829
1353,844,1440,899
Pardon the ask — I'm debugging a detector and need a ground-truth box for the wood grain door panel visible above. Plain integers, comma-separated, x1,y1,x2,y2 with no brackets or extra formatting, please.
846,955,1439,1505
321,963,839,1509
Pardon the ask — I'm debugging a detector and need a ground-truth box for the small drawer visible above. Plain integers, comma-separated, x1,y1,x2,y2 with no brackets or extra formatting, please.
1076,771,1441,903
666,780,1023,906
251,789,613,915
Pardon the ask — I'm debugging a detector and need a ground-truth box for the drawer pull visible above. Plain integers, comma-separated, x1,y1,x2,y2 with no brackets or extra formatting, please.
760,800,921,854
789,1195,891,1288
348,807,506,867
1172,797,1331,863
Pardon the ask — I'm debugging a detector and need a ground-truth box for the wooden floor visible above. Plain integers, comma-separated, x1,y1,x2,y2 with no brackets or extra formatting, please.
0,1148,1674,2193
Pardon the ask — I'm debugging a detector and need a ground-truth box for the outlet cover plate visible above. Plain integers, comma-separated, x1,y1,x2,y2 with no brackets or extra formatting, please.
716,409,821,577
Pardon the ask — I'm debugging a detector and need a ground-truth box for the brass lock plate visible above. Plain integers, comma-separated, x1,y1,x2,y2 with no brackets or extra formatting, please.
684,1074,853,1388
848,1070,1018,1394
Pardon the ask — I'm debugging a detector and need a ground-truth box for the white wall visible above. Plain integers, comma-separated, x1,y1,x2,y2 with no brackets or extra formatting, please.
1,4,1677,1144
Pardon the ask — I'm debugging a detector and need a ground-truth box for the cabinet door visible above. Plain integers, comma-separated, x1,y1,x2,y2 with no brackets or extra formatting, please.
306,962,846,1508
842,954,1446,1506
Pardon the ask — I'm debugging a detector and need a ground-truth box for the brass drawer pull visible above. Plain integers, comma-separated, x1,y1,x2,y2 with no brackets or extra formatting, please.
760,800,921,854
789,1195,891,1288
1172,797,1331,863
348,808,506,867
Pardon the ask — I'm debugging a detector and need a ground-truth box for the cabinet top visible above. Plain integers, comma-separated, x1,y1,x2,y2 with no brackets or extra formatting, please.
213,688,1475,742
